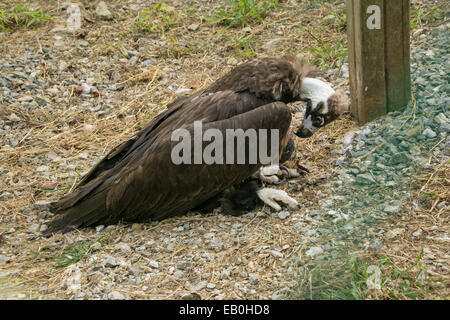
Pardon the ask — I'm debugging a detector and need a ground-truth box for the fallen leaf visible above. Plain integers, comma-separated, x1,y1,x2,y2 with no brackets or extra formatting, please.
60,141,71,150
68,86,83,94
42,182,59,190
11,81,23,89
189,81,202,89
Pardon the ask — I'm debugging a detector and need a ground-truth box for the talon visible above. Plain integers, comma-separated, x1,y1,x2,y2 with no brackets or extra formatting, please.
279,165,291,178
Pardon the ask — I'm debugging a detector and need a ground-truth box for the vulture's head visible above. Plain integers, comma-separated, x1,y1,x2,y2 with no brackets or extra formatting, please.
294,78,349,138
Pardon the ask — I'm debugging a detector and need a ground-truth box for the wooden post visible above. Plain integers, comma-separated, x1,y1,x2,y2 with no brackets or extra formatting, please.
346,0,411,124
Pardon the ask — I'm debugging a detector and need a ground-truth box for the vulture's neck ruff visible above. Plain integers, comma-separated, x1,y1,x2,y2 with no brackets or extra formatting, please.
300,77,335,114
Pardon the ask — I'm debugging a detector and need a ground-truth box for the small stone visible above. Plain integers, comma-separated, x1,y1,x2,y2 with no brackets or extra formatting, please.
84,124,95,131
36,165,49,172
108,291,125,300
148,260,159,269
366,265,381,290
90,242,102,251
102,256,119,268
249,274,259,285
277,211,290,220
81,83,91,94
174,88,192,96
8,113,21,122
191,280,207,291
268,250,284,258
264,38,283,50
173,270,185,280
18,95,33,102
412,228,423,239
116,243,132,254
436,201,447,210
27,224,40,233
96,1,112,20
383,205,401,213
95,225,104,232
385,228,404,239
0,192,12,201
227,57,238,66
0,255,11,263
182,293,201,300
355,173,376,185
177,262,192,270
128,266,140,277
187,23,199,31
422,128,437,138
65,269,82,291
232,223,243,229
207,283,216,289
305,247,323,257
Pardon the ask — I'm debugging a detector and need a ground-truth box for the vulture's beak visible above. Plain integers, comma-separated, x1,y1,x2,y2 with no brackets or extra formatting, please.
294,113,319,138
294,125,313,138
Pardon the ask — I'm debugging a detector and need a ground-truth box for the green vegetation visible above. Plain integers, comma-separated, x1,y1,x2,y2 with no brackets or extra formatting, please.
0,2,50,31
303,0,334,10
410,6,444,29
54,234,107,269
234,35,261,56
208,0,281,28
134,2,180,34
299,28,348,70
292,253,446,300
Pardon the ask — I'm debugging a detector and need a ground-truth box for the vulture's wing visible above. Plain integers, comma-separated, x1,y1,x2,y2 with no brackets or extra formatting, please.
76,90,206,187
46,91,291,233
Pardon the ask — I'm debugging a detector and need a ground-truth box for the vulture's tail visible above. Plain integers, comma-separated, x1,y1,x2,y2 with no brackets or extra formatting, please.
43,183,110,235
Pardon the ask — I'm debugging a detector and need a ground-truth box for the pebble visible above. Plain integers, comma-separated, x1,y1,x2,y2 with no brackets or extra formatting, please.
383,205,401,214
108,291,125,300
263,39,283,50
412,228,423,239
96,1,113,20
0,255,11,263
8,113,21,121
102,256,119,268
36,165,49,172
174,88,192,96
268,250,284,258
385,228,404,239
148,260,159,269
187,24,199,31
173,270,185,280
116,243,132,254
277,211,290,220
305,247,323,257
422,128,437,138
27,224,40,233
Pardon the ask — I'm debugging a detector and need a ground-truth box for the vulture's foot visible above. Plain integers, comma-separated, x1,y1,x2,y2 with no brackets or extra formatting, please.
256,188,300,211
256,165,301,185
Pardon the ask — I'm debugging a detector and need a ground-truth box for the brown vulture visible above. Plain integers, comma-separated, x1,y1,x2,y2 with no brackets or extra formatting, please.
44,55,348,234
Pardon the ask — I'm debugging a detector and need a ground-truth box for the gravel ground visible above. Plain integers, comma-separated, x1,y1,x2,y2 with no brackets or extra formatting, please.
0,1,447,300
282,21,449,299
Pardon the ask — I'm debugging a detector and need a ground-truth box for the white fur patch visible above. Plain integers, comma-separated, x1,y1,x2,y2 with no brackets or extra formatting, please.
300,78,335,114
256,188,298,211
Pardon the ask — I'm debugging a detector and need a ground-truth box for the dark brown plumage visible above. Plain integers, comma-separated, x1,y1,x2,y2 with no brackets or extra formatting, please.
45,55,311,234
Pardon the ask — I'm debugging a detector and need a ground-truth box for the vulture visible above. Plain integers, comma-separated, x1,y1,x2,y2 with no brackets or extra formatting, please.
45,55,348,234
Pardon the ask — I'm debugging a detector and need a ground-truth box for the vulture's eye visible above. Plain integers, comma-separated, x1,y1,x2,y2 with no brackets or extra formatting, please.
311,115,325,127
